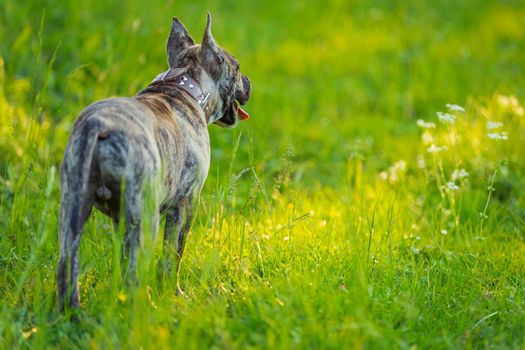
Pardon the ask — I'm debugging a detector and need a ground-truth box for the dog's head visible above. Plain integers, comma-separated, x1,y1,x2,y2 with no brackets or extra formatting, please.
165,13,251,127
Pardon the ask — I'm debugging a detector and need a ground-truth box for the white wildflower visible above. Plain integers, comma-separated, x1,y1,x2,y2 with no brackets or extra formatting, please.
411,246,420,254
416,119,436,129
379,160,407,183
283,236,290,241
446,181,459,191
393,160,406,172
487,132,508,140
427,144,439,153
497,95,510,107
389,173,399,183
427,144,447,153
421,131,434,145
497,95,523,116
451,168,469,181
417,155,426,169
441,229,448,235
446,103,465,112
437,111,456,124
486,121,503,130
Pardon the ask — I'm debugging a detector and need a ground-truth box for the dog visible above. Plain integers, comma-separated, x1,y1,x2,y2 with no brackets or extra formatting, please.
57,13,251,309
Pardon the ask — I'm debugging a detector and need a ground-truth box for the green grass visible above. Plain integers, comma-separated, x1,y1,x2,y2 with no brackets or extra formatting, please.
1,0,525,348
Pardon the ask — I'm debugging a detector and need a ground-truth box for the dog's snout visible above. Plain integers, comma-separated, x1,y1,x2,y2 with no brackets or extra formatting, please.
242,75,251,97
236,75,251,105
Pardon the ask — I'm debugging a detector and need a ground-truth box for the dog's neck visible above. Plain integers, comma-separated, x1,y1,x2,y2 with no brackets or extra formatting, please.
141,67,223,124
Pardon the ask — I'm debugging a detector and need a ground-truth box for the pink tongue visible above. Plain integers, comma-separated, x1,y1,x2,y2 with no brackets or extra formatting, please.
234,101,250,120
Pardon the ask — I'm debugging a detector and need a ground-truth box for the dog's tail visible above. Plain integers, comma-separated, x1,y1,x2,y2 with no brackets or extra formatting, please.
60,118,103,197
58,117,103,309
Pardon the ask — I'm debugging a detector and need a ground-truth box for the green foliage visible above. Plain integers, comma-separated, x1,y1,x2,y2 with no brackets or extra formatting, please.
1,0,525,348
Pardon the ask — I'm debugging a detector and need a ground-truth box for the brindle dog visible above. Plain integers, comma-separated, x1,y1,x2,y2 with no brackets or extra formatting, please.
58,13,251,310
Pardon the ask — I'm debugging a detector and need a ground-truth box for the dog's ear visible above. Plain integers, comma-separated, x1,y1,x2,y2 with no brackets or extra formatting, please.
167,17,195,67
201,12,224,78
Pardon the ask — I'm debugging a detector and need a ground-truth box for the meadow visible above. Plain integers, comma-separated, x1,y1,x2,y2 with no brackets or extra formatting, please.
1,0,525,348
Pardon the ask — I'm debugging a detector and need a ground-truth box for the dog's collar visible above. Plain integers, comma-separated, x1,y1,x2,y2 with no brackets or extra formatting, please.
150,68,210,110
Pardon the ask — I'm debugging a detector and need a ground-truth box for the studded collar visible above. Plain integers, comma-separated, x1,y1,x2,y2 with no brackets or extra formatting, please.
149,68,210,110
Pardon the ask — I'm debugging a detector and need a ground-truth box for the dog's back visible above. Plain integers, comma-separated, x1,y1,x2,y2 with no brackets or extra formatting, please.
61,94,209,224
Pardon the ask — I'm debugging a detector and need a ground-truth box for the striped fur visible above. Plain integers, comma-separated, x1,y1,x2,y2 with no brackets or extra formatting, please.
58,14,251,310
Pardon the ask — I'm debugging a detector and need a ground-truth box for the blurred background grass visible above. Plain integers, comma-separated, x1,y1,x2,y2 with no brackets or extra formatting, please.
1,0,525,348
1,0,524,185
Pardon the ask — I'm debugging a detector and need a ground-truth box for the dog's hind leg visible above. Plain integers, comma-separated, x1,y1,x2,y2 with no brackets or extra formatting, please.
57,119,101,310
121,178,161,282
121,179,142,280
175,199,193,295
163,207,180,273
57,194,93,310
163,197,193,295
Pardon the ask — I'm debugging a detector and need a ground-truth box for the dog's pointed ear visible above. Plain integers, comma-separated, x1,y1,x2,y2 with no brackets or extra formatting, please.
167,17,195,67
201,12,224,77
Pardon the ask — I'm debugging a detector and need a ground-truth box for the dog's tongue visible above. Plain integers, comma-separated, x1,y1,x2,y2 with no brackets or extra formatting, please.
234,101,250,121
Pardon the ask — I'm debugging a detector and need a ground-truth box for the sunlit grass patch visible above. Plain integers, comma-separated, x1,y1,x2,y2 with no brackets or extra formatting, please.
1,0,525,348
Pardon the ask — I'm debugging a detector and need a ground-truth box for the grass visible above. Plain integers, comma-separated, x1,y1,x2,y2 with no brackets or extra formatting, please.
1,0,525,348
